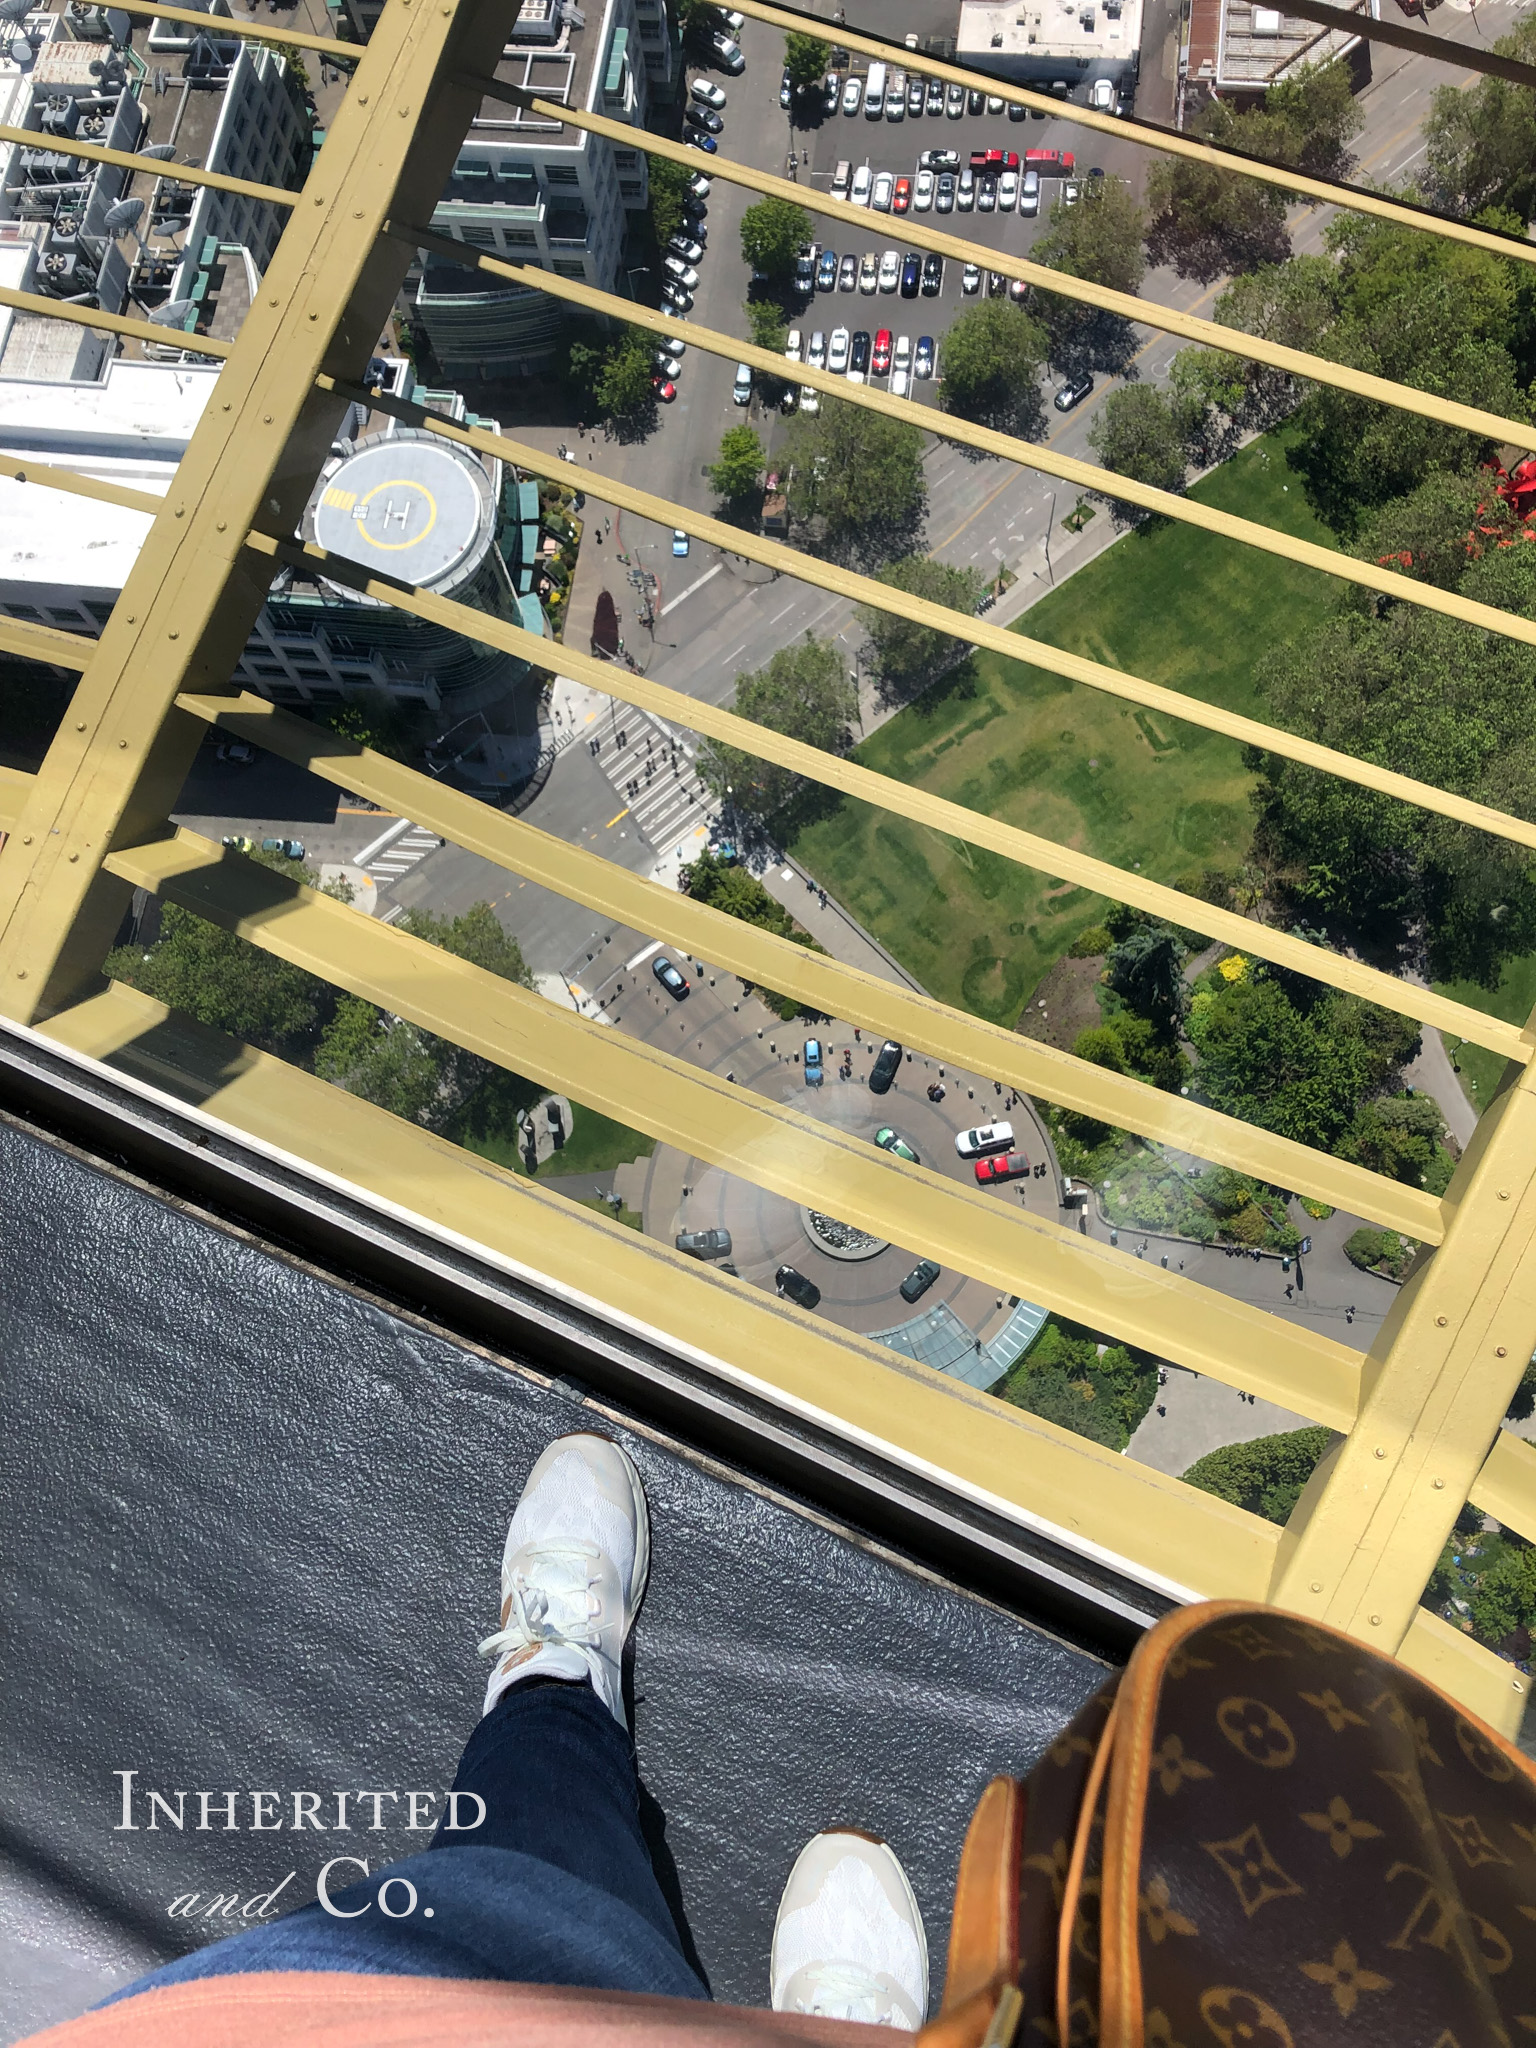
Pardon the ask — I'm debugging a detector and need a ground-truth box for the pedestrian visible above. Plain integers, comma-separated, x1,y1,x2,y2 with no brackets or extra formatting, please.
854,1028,861,1043
1285,1284,1294,1300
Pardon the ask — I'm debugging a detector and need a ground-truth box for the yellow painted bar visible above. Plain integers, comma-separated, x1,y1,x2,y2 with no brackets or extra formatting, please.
0,284,231,360
0,765,33,835
1395,1606,1529,1739
0,462,163,519
106,0,355,59
1267,0,1536,88
0,124,299,208
0,616,92,670
104,825,1365,1423
180,690,1448,1246
1470,1429,1536,1547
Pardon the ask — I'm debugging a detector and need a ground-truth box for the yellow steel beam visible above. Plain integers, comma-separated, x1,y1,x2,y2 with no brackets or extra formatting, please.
0,766,32,836
1394,1607,1529,1739
103,825,1365,1424
36,978,1282,1606
0,616,92,670
0,124,299,208
1469,1428,1536,1547
1271,1056,1536,1655
0,284,231,361
0,0,514,1021
108,0,355,60
0,462,163,520
473,81,1536,451
407,225,1536,665
1273,0,1536,88
328,374,1536,876
724,0,1536,279
179,690,1448,1245
253,520,1534,1067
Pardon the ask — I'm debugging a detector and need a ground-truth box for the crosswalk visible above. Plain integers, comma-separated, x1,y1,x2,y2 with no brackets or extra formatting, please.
363,822,443,888
590,707,717,857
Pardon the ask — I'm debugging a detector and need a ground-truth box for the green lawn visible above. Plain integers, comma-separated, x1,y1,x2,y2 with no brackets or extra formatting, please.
459,1104,655,1180
790,435,1342,1025
1435,953,1536,1114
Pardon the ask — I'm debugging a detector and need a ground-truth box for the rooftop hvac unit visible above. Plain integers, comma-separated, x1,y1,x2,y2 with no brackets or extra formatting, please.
40,250,84,289
39,97,80,138
77,113,107,136
20,149,80,181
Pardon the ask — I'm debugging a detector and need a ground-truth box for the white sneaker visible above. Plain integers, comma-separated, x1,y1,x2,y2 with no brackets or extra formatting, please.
771,1829,929,2031
478,1433,649,1729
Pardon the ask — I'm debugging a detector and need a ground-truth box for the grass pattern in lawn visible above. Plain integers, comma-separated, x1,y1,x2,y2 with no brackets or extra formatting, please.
789,434,1341,1026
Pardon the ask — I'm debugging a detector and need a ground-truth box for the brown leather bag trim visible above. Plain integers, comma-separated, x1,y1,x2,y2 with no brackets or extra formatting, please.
940,1774,1026,2014
1056,1691,1119,2047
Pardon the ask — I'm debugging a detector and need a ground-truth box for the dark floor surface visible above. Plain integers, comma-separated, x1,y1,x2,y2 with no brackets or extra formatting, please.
0,1115,1110,2041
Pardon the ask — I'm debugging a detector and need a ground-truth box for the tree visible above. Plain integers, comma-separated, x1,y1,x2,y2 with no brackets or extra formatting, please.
648,155,693,249
592,328,657,425
1467,1541,1536,1650
1182,1426,1335,1524
1031,174,1145,373
744,298,788,353
936,299,1048,439
706,423,766,507
781,397,927,566
698,635,856,821
783,28,829,94
998,1316,1159,1451
679,847,827,1019
740,196,813,282
854,556,984,702
1252,540,1536,984
1088,386,1189,514
1341,1095,1451,1192
103,846,332,1060
1352,469,1506,592
1106,925,1186,1033
1422,17,1536,223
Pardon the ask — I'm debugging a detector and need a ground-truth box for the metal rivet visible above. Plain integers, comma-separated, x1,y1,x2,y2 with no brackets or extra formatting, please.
168,630,179,640
308,311,318,321
67,851,78,863
357,93,368,102
354,209,364,218
20,835,31,845
15,968,25,979
263,414,273,424
1374,1446,1386,1458
1369,1614,1382,1626
118,739,127,749
222,402,231,411
1436,1315,1448,1326
125,614,134,623
269,297,279,306
1499,1190,1511,1200
1309,1580,1322,1593
174,505,185,517
216,521,226,533
74,719,85,730
1498,1346,1508,1358
1433,1478,1444,1489
314,195,324,205
1516,1680,1526,1692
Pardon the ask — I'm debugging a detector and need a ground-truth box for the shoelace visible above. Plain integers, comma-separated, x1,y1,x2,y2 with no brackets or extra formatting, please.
793,1961,893,2026
478,1540,603,1664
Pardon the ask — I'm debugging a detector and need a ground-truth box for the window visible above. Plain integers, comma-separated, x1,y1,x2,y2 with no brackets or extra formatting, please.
545,165,579,185
252,663,286,677
613,149,639,169
552,259,587,277
619,179,643,200
6,603,38,620
638,19,661,37
461,226,497,246
504,229,538,246
296,667,330,683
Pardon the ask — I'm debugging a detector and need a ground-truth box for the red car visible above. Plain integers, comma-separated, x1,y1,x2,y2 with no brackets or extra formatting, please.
652,376,677,402
974,1151,1029,1186
892,174,912,214
1025,147,1075,173
872,328,892,375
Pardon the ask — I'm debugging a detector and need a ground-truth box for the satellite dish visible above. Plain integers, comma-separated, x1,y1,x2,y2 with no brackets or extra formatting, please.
103,197,143,233
138,141,176,160
0,0,31,23
146,297,196,324
154,215,191,236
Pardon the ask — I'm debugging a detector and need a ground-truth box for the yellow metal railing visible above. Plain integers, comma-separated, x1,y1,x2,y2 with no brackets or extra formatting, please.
0,0,1534,1733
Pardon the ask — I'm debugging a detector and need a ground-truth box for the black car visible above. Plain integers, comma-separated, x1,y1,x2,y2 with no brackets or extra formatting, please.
987,269,1005,296
1054,370,1095,412
967,87,984,114
899,253,920,299
906,75,924,116
652,954,690,998
935,172,955,212
676,1227,732,1258
816,247,838,291
849,328,871,375
685,105,723,135
794,244,816,294
977,172,997,212
776,1265,822,1311
921,251,943,295
900,1259,941,1304
868,1039,903,1093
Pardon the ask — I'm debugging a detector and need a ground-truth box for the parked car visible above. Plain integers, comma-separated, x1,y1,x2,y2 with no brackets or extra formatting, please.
886,68,905,119
987,269,1005,296
215,739,255,764
779,65,793,108
913,168,934,211
688,76,726,109
848,328,871,379
974,1151,1030,1185
921,146,960,170
1009,97,1028,120
653,376,677,402
803,1037,824,1086
785,327,803,364
683,130,718,153
672,528,690,555
892,174,912,214
997,169,1019,211
1020,168,1040,216
842,74,863,115
260,837,305,859
816,247,838,291
872,170,895,212
977,172,997,212
794,244,816,295
828,325,851,372
954,1120,1014,1159
896,253,917,298
851,163,873,207
661,284,693,310
799,383,820,415
776,1265,822,1310
946,80,965,116
838,251,858,290
1025,147,1076,173
893,333,912,376
824,71,842,114
914,334,934,377
1088,76,1119,111
652,955,690,998
1063,179,1080,205
668,234,704,263
872,327,892,375
221,834,256,853
685,105,723,135
733,361,753,403
868,1039,903,1093
806,328,827,368
920,251,942,295
664,255,700,289
875,1124,919,1164
957,167,975,210
935,171,955,212
859,250,879,292
687,171,712,200
900,1259,940,1303
1054,369,1094,411
906,74,924,115
987,93,1005,114
676,1227,732,1257
1008,276,1030,304
961,261,982,293
878,248,901,292
926,77,946,115
706,30,744,70
654,348,682,374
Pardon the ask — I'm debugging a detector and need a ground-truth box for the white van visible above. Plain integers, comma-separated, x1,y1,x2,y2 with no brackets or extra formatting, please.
863,61,886,118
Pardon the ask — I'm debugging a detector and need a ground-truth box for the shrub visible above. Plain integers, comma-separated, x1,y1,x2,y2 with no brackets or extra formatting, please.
1182,1426,1336,1525
1068,924,1114,959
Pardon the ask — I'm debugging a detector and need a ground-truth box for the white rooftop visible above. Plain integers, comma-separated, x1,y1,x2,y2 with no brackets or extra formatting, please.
958,0,1144,65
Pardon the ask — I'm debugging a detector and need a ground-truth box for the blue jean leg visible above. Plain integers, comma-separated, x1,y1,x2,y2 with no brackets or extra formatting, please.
99,1680,709,2005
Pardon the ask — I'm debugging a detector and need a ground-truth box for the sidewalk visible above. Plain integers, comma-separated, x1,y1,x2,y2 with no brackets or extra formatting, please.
756,855,927,992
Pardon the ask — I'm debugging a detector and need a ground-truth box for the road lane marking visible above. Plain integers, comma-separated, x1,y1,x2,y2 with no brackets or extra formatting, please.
659,561,724,617
769,599,798,622
605,807,631,828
